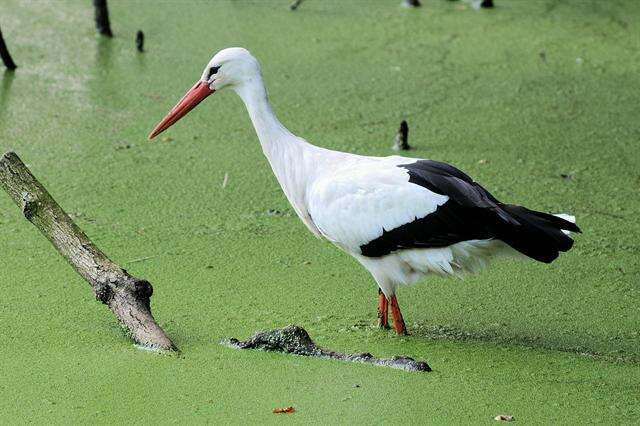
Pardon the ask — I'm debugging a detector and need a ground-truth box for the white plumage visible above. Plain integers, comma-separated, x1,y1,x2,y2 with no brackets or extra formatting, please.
149,48,580,334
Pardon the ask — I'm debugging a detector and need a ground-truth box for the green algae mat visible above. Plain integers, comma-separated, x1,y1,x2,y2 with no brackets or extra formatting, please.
1,0,639,423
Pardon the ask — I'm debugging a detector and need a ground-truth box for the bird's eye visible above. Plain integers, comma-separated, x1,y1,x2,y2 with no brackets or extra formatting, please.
207,66,221,80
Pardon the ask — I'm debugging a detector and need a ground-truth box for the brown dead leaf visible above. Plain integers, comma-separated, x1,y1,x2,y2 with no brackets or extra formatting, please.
495,414,514,422
273,406,295,414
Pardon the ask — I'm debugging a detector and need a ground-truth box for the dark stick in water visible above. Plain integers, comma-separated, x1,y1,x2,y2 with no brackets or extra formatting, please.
136,30,144,52
225,325,431,372
290,0,304,11
0,26,17,70
393,120,411,151
93,0,113,37
403,0,422,7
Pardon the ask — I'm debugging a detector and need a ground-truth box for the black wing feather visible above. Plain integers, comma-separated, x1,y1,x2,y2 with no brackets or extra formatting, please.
359,160,580,263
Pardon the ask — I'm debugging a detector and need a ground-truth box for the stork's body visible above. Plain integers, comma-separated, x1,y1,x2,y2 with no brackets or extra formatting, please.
150,48,580,334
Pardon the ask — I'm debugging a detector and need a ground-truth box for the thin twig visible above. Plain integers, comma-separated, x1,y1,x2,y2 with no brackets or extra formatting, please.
124,254,160,265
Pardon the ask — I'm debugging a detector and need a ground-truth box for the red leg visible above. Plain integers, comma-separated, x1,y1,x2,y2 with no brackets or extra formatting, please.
389,295,408,335
377,288,389,329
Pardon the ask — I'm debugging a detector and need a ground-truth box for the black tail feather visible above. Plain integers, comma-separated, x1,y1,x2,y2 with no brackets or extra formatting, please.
494,205,580,263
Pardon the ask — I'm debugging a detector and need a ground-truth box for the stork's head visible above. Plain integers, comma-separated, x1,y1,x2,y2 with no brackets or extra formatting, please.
148,47,260,139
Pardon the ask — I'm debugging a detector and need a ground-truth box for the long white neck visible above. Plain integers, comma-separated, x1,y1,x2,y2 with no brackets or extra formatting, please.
234,76,322,234
234,77,294,154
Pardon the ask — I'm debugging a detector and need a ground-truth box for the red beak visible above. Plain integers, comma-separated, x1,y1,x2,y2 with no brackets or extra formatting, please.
148,80,215,139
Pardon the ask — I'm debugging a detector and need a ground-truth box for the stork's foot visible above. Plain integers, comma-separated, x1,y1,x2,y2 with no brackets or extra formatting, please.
377,288,390,329
377,290,408,335
390,295,408,335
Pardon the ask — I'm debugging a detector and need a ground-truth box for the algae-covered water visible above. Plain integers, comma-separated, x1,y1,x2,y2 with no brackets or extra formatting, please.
1,0,639,423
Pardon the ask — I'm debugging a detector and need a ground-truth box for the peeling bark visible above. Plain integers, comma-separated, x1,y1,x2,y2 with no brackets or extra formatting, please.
0,152,176,351
226,325,431,372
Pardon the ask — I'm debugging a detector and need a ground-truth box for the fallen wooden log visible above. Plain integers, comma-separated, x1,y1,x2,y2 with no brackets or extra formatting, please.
225,325,431,372
0,152,176,351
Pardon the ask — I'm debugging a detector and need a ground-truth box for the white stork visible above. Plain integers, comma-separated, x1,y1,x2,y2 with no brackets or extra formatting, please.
149,48,580,335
